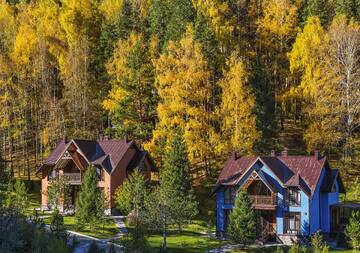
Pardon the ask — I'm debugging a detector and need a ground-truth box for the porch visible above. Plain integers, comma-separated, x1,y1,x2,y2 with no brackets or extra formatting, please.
330,202,360,234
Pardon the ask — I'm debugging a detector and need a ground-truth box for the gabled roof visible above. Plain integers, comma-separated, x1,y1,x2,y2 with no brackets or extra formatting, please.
320,169,346,193
216,153,333,196
40,138,138,174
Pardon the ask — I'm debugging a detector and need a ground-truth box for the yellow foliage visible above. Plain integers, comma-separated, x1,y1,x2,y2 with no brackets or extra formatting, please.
218,53,261,154
288,16,328,98
192,0,235,44
145,26,216,169
257,0,298,42
99,0,123,22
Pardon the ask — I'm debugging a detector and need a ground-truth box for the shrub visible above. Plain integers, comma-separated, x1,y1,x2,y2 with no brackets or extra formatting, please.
346,211,360,252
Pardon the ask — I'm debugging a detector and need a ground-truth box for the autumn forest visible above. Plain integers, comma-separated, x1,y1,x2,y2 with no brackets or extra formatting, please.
0,0,360,190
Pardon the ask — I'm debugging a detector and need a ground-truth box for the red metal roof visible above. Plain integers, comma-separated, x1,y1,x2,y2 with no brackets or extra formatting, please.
42,138,134,173
217,153,329,196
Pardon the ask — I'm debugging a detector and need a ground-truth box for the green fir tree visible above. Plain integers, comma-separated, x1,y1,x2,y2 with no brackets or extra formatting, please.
160,127,198,232
75,166,104,230
227,190,256,246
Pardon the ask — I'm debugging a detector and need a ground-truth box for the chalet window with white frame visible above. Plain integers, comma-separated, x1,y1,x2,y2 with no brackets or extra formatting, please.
287,187,301,206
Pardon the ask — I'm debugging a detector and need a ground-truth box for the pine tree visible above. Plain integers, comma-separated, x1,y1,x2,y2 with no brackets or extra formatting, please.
115,168,149,215
303,0,329,25
160,127,198,232
227,190,256,246
103,32,157,143
75,166,104,230
5,179,28,214
149,0,195,51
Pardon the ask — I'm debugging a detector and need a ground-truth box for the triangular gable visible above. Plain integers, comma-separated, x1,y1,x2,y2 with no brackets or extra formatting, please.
237,163,277,193
235,157,285,189
54,141,89,170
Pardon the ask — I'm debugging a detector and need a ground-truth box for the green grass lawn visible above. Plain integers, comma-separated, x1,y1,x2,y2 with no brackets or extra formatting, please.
43,215,119,239
121,219,225,253
24,191,42,217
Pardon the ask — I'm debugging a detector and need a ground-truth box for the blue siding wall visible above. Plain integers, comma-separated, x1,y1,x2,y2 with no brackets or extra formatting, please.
215,159,340,236
216,187,225,232
321,180,339,232
309,168,325,234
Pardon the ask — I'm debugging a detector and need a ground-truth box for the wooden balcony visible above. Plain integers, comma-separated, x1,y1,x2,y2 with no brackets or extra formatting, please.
63,173,81,184
249,195,276,210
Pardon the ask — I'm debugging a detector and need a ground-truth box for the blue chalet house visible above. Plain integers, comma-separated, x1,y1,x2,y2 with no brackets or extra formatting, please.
214,151,345,244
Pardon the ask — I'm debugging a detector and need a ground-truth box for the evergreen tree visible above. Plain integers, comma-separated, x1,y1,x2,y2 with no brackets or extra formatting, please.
303,0,329,25
49,208,67,239
75,166,104,230
164,0,195,44
334,0,360,21
227,190,256,246
115,168,149,215
5,179,28,214
103,32,157,143
160,127,198,232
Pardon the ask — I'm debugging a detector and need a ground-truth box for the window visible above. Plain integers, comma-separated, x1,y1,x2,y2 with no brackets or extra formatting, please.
287,188,301,206
47,169,58,180
95,167,104,181
224,187,237,204
284,212,301,234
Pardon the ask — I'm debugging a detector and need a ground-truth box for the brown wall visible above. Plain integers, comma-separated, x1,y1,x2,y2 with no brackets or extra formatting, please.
109,147,136,208
41,145,154,211
41,169,48,208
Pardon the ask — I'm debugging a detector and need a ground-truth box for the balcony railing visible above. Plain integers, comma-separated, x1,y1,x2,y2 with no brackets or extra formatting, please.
63,173,81,184
249,195,276,206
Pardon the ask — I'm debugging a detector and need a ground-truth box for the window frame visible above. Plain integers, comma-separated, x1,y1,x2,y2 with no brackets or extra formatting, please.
224,187,237,205
286,187,301,206
283,211,301,235
95,166,104,181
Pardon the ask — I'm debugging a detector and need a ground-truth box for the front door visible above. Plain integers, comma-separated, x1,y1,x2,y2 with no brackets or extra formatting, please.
256,210,276,240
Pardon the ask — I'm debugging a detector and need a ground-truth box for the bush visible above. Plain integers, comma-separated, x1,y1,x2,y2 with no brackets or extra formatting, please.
346,211,360,252
311,231,329,253
275,246,285,253
50,208,66,237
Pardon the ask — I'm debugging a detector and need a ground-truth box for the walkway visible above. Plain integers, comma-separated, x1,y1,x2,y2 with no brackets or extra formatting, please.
106,216,128,241
207,243,283,253
69,230,123,253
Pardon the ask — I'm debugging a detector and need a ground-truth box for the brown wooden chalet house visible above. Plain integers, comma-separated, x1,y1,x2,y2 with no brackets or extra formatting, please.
38,138,155,213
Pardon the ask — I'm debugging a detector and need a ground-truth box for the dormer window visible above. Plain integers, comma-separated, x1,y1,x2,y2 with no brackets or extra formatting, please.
287,187,301,206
